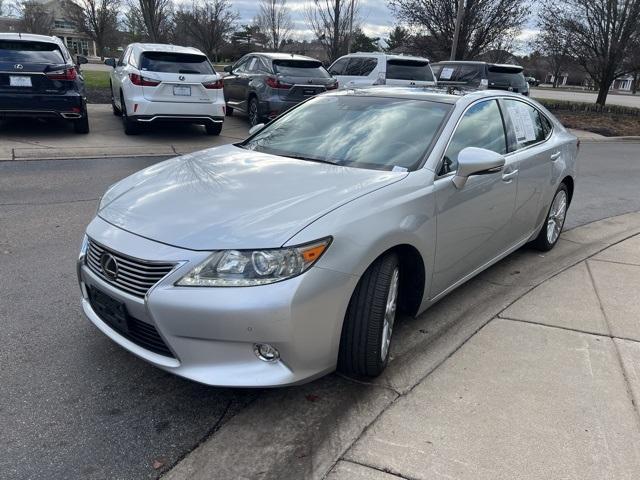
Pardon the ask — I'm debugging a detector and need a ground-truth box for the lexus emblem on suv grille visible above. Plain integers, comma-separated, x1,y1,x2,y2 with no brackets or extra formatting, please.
179,75,185,81
14,64,23,70
100,253,119,280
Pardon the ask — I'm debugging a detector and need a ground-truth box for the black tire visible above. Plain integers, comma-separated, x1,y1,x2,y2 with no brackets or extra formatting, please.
111,82,121,116
205,122,223,135
121,93,139,135
532,183,569,251
225,105,233,116
338,252,400,377
248,96,261,127
73,107,90,134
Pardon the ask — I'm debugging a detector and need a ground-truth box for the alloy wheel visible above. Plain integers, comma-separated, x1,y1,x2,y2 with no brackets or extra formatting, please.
546,190,567,244
380,267,399,362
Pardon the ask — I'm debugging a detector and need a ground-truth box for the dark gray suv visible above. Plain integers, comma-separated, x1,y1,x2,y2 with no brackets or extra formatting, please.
223,52,338,126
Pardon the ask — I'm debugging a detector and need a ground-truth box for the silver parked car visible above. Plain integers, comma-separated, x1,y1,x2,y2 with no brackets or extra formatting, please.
77,88,578,387
222,52,338,126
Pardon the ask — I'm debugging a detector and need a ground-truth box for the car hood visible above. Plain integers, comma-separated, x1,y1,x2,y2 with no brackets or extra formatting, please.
98,145,406,250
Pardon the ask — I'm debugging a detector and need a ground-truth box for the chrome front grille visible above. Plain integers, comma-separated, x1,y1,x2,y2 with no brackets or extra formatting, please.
86,240,176,298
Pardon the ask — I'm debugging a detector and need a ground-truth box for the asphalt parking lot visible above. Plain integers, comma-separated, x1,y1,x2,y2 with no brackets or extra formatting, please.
1,135,639,478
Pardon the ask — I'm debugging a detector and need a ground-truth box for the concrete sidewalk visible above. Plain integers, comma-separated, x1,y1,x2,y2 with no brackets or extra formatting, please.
0,104,250,161
333,235,640,479
164,213,640,480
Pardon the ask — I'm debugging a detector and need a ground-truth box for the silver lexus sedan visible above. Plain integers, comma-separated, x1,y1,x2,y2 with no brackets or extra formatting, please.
77,88,578,387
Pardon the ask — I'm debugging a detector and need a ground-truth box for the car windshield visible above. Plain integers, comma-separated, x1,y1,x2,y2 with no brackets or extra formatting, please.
0,40,65,63
140,52,214,74
241,95,451,171
273,60,330,78
386,60,434,81
488,67,526,87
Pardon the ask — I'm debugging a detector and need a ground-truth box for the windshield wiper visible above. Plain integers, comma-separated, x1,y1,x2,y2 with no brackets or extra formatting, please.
284,154,340,166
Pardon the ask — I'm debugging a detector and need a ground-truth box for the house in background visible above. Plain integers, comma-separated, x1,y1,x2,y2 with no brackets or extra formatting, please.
0,0,97,58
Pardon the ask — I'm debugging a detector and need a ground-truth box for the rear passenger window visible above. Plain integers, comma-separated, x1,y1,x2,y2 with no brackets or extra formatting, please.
441,100,506,175
344,58,377,76
502,99,547,150
386,60,434,81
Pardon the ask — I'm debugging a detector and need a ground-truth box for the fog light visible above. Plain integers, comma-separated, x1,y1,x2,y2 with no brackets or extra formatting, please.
253,343,280,362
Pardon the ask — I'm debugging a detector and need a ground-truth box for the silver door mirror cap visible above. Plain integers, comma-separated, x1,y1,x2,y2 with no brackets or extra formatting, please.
452,147,505,189
249,123,265,135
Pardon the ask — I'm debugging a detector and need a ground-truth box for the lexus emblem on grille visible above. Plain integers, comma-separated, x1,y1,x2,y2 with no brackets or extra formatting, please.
179,75,185,81
14,64,23,70
100,253,119,280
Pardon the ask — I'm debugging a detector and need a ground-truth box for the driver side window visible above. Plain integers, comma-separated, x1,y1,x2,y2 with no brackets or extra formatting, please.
441,100,507,175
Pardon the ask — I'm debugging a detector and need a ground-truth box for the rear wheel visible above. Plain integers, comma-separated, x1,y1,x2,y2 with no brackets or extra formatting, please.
225,105,233,116
121,93,139,135
532,183,569,251
205,122,222,135
338,252,400,377
110,83,121,116
248,97,261,127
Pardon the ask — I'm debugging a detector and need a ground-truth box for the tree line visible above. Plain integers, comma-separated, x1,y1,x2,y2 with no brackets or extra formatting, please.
4,0,640,105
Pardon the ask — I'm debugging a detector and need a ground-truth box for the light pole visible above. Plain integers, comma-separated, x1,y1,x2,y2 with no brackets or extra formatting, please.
450,0,465,60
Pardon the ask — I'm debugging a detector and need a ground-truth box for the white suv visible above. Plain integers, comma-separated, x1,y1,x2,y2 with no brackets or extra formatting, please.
328,52,436,89
105,43,225,135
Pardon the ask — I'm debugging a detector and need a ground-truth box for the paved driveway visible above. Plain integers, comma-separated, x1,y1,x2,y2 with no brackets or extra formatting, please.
1,140,639,479
531,88,640,108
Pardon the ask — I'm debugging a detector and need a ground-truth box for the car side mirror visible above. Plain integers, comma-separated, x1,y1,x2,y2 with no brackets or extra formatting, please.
104,58,116,68
452,147,505,189
248,123,265,135
224,65,233,73
76,55,88,65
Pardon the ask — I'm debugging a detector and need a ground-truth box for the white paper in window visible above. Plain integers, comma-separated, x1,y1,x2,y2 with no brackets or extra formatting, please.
440,67,455,80
507,104,536,142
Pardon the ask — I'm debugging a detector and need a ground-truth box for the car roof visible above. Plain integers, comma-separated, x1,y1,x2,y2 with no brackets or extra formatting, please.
251,52,320,62
340,52,430,62
432,60,523,71
325,86,530,105
0,32,62,44
131,43,206,56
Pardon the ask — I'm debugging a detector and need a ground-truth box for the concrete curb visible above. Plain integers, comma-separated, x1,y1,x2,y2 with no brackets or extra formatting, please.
161,211,640,480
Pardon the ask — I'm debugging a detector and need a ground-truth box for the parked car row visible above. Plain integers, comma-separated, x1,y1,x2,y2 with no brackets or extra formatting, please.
0,32,535,136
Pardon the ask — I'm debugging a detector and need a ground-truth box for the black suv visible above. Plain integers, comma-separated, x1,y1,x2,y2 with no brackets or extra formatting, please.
431,61,529,96
0,33,90,133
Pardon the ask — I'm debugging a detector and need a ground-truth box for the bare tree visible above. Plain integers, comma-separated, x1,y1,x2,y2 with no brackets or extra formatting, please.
554,0,640,105
131,0,173,42
388,0,531,60
121,6,148,42
532,6,574,88
255,0,292,50
66,0,120,59
174,0,237,61
305,0,360,62
19,1,54,35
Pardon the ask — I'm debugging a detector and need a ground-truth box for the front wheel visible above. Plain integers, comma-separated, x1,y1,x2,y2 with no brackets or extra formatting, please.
532,183,569,251
338,252,400,377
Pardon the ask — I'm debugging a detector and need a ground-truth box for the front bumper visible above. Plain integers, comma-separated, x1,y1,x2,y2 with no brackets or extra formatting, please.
77,217,357,387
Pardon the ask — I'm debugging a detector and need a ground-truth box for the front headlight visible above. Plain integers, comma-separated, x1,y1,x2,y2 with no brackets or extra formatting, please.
176,237,332,287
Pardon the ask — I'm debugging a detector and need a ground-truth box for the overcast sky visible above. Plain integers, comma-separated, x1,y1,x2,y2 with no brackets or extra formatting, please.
232,0,396,40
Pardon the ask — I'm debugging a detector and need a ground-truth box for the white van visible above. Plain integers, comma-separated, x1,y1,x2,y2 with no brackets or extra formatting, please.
328,52,436,89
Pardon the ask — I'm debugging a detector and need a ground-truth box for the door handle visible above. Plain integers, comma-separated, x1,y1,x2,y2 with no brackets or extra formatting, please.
550,151,561,161
502,169,519,182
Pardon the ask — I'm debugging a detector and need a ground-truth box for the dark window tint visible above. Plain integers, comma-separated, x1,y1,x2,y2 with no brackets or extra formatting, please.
0,41,64,63
242,96,451,171
386,60,434,81
140,52,214,74
344,57,377,76
273,60,330,78
431,64,443,76
442,100,506,175
436,63,483,86
328,57,348,75
487,67,526,88
503,99,547,150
